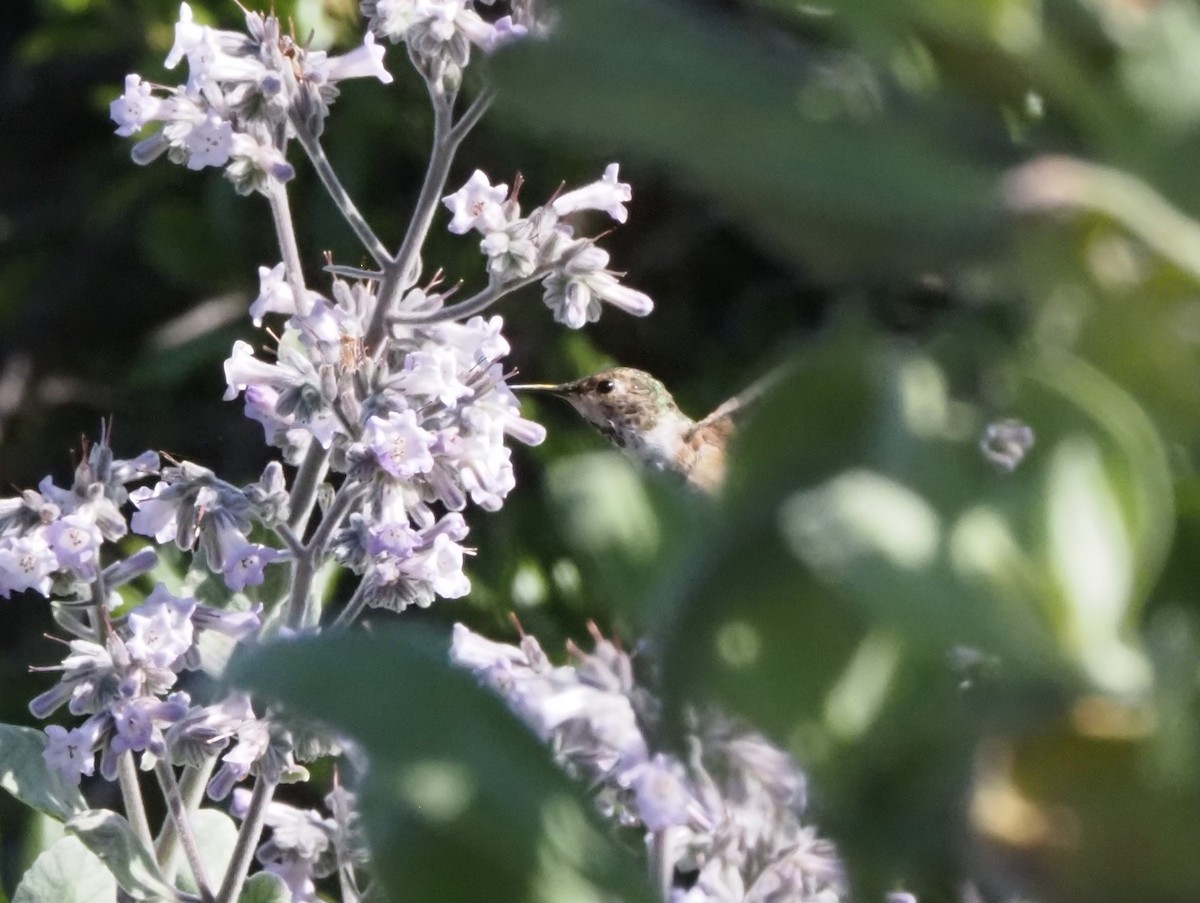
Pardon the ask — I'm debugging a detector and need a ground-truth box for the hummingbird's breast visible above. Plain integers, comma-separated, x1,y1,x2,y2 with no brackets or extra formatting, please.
622,412,694,471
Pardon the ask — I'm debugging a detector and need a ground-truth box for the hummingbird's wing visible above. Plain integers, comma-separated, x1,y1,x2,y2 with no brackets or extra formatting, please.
689,364,786,436
680,367,787,494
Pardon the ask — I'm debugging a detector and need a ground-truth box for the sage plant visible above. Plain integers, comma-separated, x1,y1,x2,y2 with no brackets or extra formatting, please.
1,2,864,901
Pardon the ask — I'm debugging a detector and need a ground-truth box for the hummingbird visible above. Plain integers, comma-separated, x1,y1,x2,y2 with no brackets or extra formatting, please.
514,367,774,494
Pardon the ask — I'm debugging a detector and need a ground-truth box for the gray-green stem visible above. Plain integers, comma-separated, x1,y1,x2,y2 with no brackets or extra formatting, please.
286,443,331,536
156,756,217,881
88,573,153,853
118,752,155,854
266,180,310,317
292,120,391,267
364,84,487,351
330,578,370,630
155,760,214,903
388,270,545,326
649,828,676,900
215,778,276,903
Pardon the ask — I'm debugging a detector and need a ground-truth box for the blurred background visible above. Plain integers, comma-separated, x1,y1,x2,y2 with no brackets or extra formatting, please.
6,0,1200,900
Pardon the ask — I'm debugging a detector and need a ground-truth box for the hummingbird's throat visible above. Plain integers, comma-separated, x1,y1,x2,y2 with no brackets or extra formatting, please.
609,410,695,470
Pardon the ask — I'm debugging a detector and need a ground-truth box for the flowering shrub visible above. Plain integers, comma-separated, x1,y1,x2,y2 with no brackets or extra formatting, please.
0,2,853,901
10,1,1200,903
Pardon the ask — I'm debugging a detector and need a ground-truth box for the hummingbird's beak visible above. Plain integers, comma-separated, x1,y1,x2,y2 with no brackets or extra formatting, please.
510,382,572,397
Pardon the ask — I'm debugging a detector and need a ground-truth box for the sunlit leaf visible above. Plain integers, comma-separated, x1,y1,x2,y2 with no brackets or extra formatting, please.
12,835,116,903
0,725,87,822
65,810,176,902
176,809,237,895
236,872,290,903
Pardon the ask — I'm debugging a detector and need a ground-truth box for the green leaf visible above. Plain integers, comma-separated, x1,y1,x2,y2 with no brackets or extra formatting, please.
236,872,291,903
177,809,237,895
648,330,1175,898
226,628,656,903
976,723,1200,903
0,725,87,821
65,810,177,901
12,835,116,903
489,0,1005,277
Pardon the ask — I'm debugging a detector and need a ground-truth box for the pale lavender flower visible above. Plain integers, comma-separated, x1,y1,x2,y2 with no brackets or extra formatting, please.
224,338,339,448
623,754,693,831
226,131,296,191
481,218,541,280
981,418,1035,472
366,410,436,479
129,465,242,554
362,0,424,43
396,347,473,408
552,163,631,223
221,538,287,591
442,170,510,234
129,482,186,543
125,585,197,669
0,533,58,598
209,719,272,800
401,532,470,598
192,602,263,639
28,639,124,719
165,692,255,768
365,520,421,558
43,718,103,785
109,691,191,763
359,521,473,611
307,32,394,86
477,15,527,52
404,0,492,71
182,111,236,170
45,514,104,582
453,433,515,511
542,243,654,328
431,313,511,363
110,74,163,137
452,625,845,901
250,263,300,326
450,622,530,671
164,2,205,69
266,858,318,903
209,717,297,800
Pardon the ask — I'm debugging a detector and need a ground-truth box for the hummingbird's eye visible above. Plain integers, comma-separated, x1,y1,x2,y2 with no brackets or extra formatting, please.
596,379,615,395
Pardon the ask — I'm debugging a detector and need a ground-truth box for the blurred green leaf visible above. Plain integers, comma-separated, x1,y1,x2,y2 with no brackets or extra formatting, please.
976,718,1200,903
225,628,656,903
643,323,1174,897
490,0,1008,277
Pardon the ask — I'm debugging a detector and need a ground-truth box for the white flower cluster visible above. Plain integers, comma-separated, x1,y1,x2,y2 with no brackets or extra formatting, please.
0,435,156,601
442,165,655,327
451,624,850,903
225,274,546,611
110,3,393,191
129,461,290,592
230,784,368,901
0,432,306,803
29,577,288,794
362,0,537,89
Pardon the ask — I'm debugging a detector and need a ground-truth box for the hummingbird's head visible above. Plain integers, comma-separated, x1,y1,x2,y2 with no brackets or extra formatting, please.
515,367,687,450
